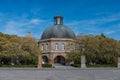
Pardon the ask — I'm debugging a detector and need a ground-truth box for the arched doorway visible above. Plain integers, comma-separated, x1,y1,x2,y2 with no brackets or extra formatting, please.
42,56,48,64
54,56,66,65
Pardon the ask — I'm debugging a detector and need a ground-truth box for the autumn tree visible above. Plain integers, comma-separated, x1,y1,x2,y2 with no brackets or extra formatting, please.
0,32,40,66
67,33,120,66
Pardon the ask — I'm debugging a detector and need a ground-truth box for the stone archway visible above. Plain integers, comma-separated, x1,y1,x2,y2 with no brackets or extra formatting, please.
42,56,49,64
54,55,66,65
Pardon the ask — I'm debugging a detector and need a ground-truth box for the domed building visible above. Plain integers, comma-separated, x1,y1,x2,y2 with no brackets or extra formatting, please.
39,15,76,65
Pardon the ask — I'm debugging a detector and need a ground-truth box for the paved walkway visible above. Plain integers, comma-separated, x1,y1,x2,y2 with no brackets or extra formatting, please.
0,68,120,80
54,64,74,69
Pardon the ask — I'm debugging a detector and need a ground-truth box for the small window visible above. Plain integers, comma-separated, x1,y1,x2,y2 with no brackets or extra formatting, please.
46,44,48,50
61,43,65,50
41,44,44,51
55,43,59,50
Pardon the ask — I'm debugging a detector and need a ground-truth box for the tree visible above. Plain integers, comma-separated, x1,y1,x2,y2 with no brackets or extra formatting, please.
101,33,106,38
0,32,41,65
67,33,120,66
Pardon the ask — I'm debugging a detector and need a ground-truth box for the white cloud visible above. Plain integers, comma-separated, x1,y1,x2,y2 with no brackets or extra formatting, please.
30,19,40,24
66,12,120,36
104,30,116,35
3,20,27,36
1,12,120,40
29,19,46,25
69,14,120,27
0,14,49,37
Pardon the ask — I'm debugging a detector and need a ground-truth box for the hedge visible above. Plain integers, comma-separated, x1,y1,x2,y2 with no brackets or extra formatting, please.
42,64,52,68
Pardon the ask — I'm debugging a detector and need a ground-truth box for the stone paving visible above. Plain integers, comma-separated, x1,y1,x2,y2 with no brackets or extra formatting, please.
54,63,75,69
0,68,120,80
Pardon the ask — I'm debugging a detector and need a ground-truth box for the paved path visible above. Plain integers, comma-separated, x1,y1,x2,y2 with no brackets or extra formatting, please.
0,68,120,80
54,64,74,69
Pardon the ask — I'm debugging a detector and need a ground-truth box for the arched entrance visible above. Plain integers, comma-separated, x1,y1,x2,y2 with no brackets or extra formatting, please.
42,56,48,64
54,56,66,65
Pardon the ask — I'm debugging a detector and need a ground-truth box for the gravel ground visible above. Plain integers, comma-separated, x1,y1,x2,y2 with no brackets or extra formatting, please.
0,68,120,80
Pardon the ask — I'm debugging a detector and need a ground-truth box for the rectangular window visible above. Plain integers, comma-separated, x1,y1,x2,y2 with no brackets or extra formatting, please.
41,44,44,51
55,43,59,50
61,43,65,50
46,44,48,50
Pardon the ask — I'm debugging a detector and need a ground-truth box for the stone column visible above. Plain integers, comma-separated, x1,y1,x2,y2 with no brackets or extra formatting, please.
38,54,42,68
49,58,54,67
81,55,86,68
118,57,120,68
49,53,54,67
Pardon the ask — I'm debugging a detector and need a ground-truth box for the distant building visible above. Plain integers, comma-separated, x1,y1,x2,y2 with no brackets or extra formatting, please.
39,15,76,65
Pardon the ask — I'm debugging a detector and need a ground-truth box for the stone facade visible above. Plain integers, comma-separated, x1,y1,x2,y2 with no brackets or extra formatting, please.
38,15,76,66
39,38,74,65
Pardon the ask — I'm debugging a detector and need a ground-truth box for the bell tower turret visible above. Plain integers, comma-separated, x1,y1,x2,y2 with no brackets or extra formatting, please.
54,15,63,25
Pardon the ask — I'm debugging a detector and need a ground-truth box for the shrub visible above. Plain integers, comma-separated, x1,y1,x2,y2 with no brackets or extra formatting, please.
71,64,80,67
42,64,52,68
87,64,117,67
0,64,37,67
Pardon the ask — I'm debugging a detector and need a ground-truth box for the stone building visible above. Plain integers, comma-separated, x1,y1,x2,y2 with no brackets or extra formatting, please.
39,15,76,65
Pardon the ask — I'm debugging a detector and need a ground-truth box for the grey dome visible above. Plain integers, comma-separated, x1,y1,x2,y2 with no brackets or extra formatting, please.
41,15,76,40
41,25,76,40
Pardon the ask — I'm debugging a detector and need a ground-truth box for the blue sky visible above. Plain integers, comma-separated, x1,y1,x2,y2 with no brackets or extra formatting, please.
0,0,120,40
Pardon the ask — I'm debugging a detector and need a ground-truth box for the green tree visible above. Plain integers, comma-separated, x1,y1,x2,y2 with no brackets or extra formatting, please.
67,34,120,66
0,32,41,66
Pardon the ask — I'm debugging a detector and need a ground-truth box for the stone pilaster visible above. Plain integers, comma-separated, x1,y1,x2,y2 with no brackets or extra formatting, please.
38,54,42,68
49,58,54,67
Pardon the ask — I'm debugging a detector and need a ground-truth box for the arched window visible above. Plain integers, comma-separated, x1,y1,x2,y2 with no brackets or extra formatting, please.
55,43,59,50
46,44,48,50
41,44,44,51
42,56,48,64
61,43,65,50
